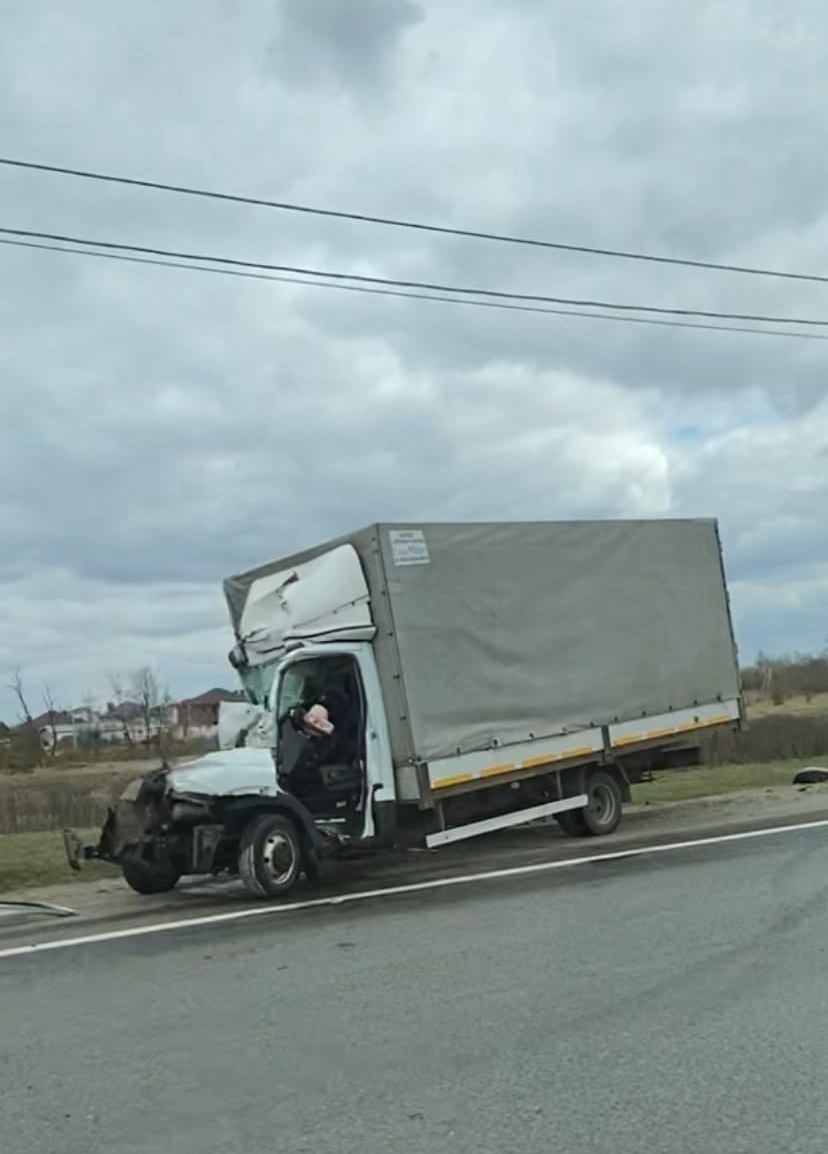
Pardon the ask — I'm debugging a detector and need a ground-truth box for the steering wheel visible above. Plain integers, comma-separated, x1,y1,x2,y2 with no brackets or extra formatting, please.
277,705,305,729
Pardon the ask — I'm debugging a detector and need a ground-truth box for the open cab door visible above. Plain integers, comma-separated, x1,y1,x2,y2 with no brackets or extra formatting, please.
271,643,395,847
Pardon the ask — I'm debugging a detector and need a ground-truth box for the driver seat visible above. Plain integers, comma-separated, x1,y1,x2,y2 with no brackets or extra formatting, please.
278,720,363,819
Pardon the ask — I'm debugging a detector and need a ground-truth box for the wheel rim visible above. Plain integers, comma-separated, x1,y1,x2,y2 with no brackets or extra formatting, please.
588,782,617,827
261,831,297,886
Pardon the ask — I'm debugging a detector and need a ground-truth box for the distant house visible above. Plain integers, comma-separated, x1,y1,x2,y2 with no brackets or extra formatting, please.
28,708,86,750
173,688,246,738
30,709,74,732
33,706,103,729
100,700,159,744
27,702,163,750
9,688,246,752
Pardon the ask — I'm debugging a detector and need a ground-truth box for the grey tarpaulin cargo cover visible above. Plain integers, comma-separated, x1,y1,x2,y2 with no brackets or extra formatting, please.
224,520,741,766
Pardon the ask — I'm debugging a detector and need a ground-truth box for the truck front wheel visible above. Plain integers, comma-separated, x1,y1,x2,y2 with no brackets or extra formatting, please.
557,770,623,838
238,813,303,899
121,860,181,895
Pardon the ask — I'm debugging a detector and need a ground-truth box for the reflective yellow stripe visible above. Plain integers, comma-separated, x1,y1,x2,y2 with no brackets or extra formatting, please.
688,714,732,728
432,745,598,790
561,745,596,760
521,745,596,770
612,713,735,748
431,772,475,790
521,753,559,769
432,716,736,790
480,763,516,778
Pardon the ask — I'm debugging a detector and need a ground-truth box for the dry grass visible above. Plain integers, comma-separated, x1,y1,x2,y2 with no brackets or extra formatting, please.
633,759,814,804
0,765,139,835
744,692,828,720
0,758,183,890
0,828,117,892
0,756,823,893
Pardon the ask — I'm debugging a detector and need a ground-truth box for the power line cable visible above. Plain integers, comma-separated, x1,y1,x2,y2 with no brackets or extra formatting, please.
3,235,827,342
1,155,825,286
1,225,827,328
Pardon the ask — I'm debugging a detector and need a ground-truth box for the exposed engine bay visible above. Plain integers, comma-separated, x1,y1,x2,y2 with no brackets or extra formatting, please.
68,748,304,894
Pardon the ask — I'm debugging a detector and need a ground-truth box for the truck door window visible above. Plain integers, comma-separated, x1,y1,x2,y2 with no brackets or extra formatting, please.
276,665,310,719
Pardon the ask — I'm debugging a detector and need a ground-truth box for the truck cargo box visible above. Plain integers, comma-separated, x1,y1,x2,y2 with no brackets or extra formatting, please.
224,520,742,769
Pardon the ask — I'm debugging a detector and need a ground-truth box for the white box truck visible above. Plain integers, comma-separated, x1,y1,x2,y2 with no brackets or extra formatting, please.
66,520,743,899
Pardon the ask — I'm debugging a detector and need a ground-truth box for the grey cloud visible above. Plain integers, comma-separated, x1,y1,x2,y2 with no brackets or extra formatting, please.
3,0,828,716
0,570,233,712
268,0,423,90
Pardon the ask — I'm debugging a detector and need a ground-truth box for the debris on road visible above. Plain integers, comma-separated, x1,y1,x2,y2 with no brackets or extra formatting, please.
792,766,828,784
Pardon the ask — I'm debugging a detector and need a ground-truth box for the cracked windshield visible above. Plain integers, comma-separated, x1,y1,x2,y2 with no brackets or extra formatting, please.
2,3,827,1153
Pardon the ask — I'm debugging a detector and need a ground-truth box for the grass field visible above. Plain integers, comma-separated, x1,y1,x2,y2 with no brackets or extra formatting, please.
0,765,138,836
0,757,821,893
743,691,828,719
0,828,116,893
632,759,809,804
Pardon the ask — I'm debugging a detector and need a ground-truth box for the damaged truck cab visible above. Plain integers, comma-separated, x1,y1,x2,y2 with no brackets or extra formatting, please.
70,642,399,899
68,520,744,900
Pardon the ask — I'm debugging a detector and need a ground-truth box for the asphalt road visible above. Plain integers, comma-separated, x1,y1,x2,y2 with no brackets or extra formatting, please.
5,785,828,951
3,823,828,1154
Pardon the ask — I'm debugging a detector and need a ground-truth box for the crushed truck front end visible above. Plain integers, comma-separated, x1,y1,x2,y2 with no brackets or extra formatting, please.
66,767,186,894
64,748,327,898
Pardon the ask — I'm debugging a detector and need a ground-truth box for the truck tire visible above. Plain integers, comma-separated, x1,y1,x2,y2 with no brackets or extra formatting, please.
238,813,303,899
557,771,623,837
556,808,589,837
122,860,181,895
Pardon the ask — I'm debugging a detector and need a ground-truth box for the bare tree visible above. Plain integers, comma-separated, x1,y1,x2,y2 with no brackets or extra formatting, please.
107,673,135,746
156,684,175,767
755,651,774,695
105,666,174,763
8,666,34,726
41,682,59,757
6,666,42,769
132,665,158,746
129,666,173,753
77,689,101,755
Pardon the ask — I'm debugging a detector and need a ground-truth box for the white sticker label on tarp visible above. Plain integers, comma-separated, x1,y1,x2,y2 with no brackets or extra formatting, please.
389,529,430,567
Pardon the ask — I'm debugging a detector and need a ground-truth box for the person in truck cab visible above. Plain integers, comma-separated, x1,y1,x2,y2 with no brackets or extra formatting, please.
280,667,361,804
301,673,358,764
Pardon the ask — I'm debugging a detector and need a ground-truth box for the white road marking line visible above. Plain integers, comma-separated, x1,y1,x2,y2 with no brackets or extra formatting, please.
2,816,828,960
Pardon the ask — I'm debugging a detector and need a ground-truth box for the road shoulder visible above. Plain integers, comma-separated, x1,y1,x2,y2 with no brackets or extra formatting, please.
2,780,828,952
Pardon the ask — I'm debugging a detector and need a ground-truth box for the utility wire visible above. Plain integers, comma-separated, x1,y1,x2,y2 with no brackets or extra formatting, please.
1,155,826,286
1,226,827,328
3,235,827,342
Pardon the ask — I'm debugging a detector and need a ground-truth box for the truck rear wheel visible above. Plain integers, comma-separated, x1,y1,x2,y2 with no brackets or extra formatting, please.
556,809,588,837
238,813,303,899
558,771,623,837
122,860,181,895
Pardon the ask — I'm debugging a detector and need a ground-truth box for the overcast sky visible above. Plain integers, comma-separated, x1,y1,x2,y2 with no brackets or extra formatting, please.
1,0,826,720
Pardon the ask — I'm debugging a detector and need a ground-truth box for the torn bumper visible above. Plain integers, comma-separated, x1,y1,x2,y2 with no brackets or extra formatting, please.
63,804,123,871
63,769,171,875
62,828,87,871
